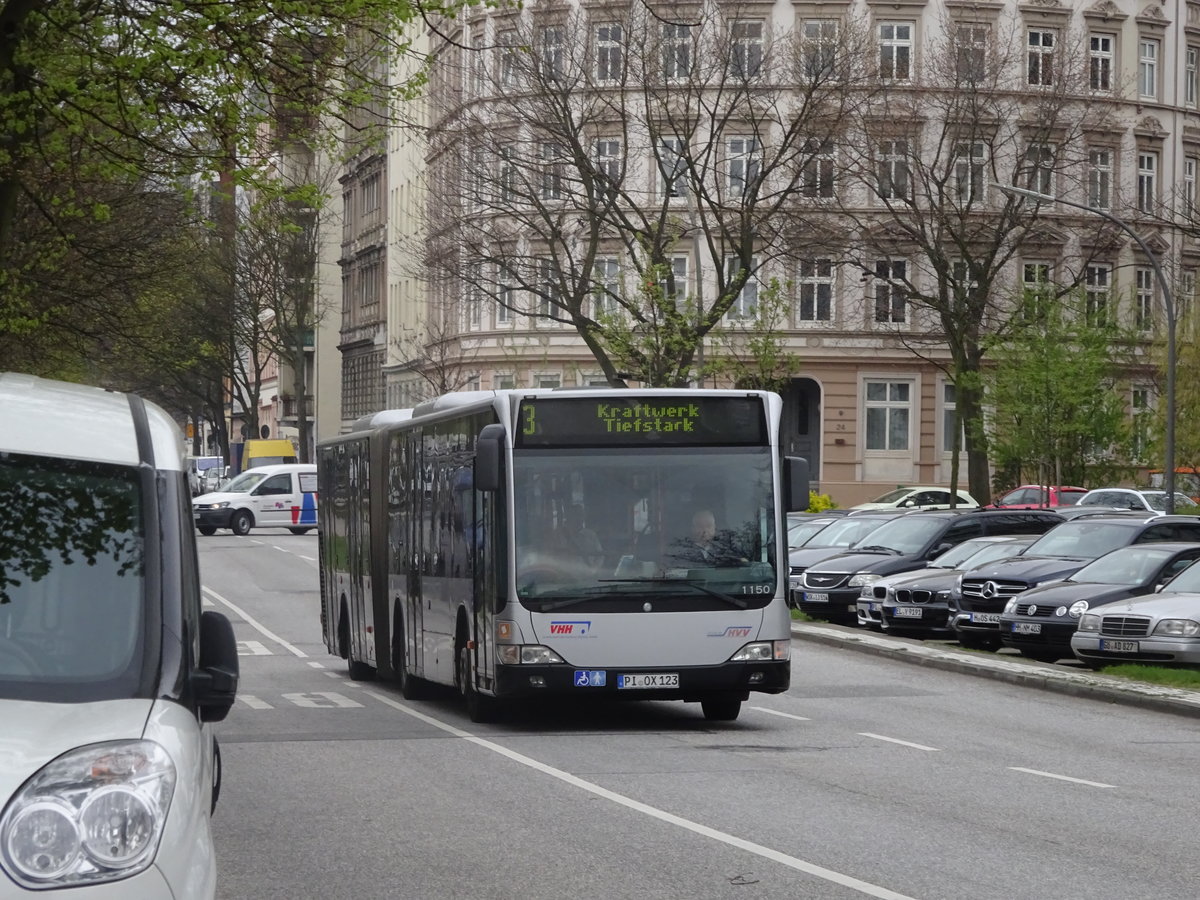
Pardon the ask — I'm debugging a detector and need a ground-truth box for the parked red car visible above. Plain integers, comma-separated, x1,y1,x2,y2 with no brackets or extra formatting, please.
990,484,1088,508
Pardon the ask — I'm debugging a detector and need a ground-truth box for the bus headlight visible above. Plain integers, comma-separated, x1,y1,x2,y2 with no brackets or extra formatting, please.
497,645,565,665
731,641,790,661
0,741,175,889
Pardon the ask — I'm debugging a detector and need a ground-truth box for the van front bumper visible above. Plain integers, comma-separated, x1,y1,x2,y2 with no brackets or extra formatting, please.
193,507,235,528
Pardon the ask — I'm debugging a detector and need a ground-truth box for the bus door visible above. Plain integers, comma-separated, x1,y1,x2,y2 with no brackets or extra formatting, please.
349,443,374,666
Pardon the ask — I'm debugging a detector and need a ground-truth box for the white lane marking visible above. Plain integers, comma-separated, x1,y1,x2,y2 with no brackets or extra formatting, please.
282,692,364,709
299,555,316,562
363,690,917,900
237,641,271,656
307,661,326,668
202,587,308,658
1009,767,1114,788
859,733,940,752
238,695,274,710
323,671,342,679
750,707,811,721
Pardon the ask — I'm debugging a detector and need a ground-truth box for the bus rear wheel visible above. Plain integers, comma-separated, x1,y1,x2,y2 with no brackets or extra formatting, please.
457,644,499,724
700,695,742,722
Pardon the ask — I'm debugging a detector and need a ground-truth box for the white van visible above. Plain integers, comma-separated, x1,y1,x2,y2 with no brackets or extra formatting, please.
0,372,239,897
192,463,318,536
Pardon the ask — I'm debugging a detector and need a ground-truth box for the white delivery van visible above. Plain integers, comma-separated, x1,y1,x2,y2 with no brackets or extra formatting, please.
192,463,318,536
0,372,239,897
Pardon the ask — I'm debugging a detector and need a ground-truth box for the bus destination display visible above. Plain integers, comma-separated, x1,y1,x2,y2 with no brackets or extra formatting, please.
515,396,766,446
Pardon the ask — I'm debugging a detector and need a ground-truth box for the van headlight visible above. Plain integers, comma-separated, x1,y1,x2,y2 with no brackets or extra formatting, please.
848,573,881,588
0,741,175,889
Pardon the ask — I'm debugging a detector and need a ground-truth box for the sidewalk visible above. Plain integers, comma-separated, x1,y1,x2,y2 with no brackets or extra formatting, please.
790,620,1200,719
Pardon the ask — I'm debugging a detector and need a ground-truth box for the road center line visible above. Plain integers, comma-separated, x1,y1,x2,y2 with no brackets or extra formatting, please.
1009,767,1114,788
202,586,308,658
859,733,940,752
363,689,917,900
749,706,811,721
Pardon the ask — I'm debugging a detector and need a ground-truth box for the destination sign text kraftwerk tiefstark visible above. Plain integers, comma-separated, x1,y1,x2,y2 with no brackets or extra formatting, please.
514,396,767,447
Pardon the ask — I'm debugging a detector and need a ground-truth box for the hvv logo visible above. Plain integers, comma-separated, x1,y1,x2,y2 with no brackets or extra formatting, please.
549,620,591,636
707,626,753,638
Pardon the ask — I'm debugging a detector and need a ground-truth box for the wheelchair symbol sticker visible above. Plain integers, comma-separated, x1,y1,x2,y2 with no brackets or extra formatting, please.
574,670,606,687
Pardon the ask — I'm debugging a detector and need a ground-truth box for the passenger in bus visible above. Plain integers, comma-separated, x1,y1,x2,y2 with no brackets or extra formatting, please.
555,504,604,572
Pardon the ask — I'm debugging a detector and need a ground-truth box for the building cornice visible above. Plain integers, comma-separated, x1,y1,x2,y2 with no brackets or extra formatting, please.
1018,0,1071,22
1081,0,1128,23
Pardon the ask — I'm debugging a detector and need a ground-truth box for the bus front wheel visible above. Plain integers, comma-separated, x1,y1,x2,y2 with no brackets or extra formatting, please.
339,613,375,682
700,695,742,722
457,644,499,724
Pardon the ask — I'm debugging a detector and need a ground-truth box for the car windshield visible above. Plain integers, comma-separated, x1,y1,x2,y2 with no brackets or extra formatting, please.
1145,492,1199,511
1058,491,1085,505
1162,559,1200,592
788,520,833,548
0,453,147,700
1023,521,1138,559
844,516,949,555
869,488,913,504
813,517,892,548
932,539,1028,570
1069,546,1178,585
512,447,776,603
219,470,270,494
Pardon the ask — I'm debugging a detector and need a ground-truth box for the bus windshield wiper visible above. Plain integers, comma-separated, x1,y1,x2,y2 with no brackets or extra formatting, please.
598,577,751,609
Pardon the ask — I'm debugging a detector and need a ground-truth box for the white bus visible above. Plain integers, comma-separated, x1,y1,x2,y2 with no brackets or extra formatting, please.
316,388,808,722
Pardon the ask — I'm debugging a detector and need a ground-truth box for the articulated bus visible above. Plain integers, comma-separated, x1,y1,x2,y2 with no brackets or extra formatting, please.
316,388,808,722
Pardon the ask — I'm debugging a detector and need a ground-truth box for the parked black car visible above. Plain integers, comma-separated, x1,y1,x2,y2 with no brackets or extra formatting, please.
997,542,1200,661
788,512,908,607
861,535,1038,633
953,515,1200,649
797,509,1064,623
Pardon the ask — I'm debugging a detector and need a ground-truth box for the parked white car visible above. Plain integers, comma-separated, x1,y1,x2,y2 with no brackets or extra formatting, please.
0,372,238,897
1076,488,1200,515
193,462,318,535
850,485,979,511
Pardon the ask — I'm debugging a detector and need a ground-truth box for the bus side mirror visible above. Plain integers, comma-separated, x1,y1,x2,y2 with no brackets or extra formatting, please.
475,424,505,492
784,456,810,512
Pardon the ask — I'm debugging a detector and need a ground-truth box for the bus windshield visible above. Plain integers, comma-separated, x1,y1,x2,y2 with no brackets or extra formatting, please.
512,446,777,603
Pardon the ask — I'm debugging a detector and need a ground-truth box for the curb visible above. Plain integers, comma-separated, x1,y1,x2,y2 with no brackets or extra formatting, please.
790,621,1200,719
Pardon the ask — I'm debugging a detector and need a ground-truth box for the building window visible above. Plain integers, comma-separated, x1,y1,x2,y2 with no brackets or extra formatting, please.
596,23,624,82
467,264,483,329
955,25,988,83
725,256,758,318
874,260,907,323
1185,157,1197,217
800,139,834,198
658,137,687,200
1135,268,1154,332
1137,151,1157,214
362,172,381,214
1131,386,1151,462
1138,38,1158,99
727,136,760,196
1027,29,1055,86
662,23,692,79
498,30,518,86
1088,148,1112,210
1187,47,1199,108
1086,264,1111,327
536,374,561,389
541,143,564,201
496,265,514,326
593,258,620,318
730,21,764,78
668,256,689,308
954,141,985,205
797,259,833,322
499,144,517,203
538,258,561,320
865,381,911,451
801,20,838,81
594,138,622,196
494,373,516,390
877,139,910,200
1022,262,1051,319
1089,34,1113,92
540,26,564,81
941,383,962,453
1025,143,1054,195
878,23,912,82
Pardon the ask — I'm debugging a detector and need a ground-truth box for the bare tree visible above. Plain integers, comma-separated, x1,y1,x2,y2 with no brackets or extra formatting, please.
835,13,1124,502
424,1,874,386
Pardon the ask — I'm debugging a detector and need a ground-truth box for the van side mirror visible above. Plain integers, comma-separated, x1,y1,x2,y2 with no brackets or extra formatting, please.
475,424,505,492
784,457,810,512
193,611,239,723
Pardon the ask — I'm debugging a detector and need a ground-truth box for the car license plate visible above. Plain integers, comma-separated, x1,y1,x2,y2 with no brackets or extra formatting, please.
1099,639,1139,653
804,592,829,603
618,673,679,689
1011,622,1041,635
865,602,878,612
970,613,1000,624
891,607,923,618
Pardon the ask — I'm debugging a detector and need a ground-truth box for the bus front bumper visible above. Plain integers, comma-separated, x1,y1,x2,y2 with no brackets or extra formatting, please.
491,659,790,699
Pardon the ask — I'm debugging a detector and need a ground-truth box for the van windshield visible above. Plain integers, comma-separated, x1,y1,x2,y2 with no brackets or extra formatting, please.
0,453,147,700
221,471,270,493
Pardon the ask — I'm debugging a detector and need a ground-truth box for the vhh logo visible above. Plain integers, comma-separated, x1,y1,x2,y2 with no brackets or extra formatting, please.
549,621,590,636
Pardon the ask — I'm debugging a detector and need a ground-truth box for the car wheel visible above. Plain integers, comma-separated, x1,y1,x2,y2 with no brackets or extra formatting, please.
230,510,253,536
198,526,217,536
700,695,742,721
288,527,311,535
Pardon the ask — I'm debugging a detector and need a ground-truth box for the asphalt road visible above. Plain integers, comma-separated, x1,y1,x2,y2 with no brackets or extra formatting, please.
201,532,1200,900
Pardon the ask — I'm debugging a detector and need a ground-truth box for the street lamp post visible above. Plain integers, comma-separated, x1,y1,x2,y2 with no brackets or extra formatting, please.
995,182,1176,514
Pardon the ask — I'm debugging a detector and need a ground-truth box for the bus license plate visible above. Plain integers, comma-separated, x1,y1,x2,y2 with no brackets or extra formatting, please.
892,607,922,618
804,592,829,603
618,673,679,689
1099,639,1138,653
971,613,1000,624
1011,622,1041,635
